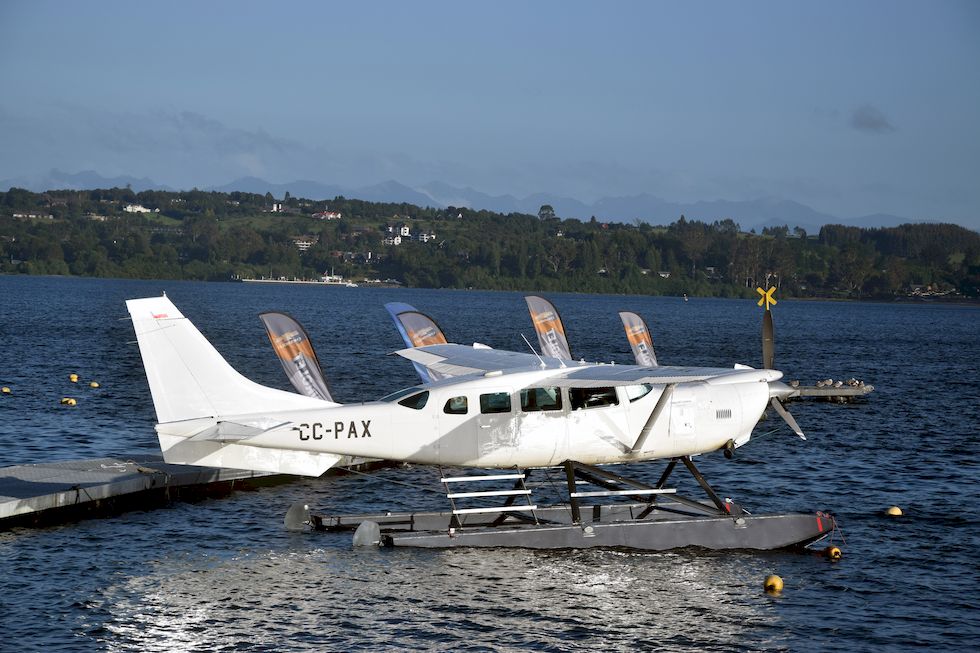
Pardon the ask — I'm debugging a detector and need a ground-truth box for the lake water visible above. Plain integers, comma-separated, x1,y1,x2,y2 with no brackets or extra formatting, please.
1,275,978,651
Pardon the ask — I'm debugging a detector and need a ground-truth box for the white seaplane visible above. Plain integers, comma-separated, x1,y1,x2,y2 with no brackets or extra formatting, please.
126,293,833,551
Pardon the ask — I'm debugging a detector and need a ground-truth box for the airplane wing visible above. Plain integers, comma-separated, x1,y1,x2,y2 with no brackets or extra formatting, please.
395,343,568,376
546,364,781,387
396,344,780,386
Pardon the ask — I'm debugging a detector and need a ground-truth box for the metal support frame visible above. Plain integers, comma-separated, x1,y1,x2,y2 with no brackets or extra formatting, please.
562,457,737,523
679,456,729,513
435,456,738,532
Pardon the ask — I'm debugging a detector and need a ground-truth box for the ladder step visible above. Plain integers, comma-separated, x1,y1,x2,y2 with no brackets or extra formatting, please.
441,473,525,483
446,489,532,499
570,488,676,498
452,505,538,515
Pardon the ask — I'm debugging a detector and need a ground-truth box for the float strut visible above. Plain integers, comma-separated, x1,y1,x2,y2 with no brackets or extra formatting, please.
563,461,582,524
655,459,678,489
680,456,729,513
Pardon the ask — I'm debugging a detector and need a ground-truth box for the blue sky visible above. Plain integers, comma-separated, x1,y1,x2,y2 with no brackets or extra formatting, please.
1,1,978,227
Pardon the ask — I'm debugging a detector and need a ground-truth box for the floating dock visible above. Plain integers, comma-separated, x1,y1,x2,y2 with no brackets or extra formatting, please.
792,384,874,401
0,455,284,530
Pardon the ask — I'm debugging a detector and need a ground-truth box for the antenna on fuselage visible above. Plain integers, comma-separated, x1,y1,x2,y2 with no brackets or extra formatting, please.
520,333,550,369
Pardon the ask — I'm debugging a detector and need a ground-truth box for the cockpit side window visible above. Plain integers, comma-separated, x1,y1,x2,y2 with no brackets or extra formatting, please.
625,384,654,402
398,391,429,410
480,392,511,414
570,386,619,410
520,387,563,412
443,396,468,415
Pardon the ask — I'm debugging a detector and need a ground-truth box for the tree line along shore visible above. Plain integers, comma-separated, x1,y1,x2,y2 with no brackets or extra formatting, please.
1,187,977,300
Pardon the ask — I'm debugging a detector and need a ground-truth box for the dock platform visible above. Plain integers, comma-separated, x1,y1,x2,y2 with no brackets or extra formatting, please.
0,455,283,530
792,384,874,401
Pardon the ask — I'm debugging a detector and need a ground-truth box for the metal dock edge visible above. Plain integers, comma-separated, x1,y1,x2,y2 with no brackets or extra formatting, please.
0,455,287,530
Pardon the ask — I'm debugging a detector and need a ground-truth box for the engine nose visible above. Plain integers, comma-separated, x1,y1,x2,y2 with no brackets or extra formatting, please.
768,380,796,401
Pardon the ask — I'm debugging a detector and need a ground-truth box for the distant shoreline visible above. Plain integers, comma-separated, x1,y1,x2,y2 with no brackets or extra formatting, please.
3,272,977,306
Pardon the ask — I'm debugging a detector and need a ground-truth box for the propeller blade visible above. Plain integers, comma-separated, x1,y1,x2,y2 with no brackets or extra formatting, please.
762,310,774,370
770,397,806,440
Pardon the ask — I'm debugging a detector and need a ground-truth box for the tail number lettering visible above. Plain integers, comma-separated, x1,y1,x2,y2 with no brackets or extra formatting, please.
294,420,372,441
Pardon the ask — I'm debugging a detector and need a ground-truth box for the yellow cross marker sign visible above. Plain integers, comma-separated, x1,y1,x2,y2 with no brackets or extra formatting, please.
756,286,777,310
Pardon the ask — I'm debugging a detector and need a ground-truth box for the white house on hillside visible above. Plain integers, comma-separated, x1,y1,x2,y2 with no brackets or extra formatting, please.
123,204,157,213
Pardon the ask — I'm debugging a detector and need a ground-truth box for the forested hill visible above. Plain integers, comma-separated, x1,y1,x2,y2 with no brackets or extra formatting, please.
1,187,978,299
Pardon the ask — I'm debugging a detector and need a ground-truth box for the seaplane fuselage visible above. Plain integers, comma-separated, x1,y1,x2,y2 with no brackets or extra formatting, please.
160,367,771,469
130,295,785,476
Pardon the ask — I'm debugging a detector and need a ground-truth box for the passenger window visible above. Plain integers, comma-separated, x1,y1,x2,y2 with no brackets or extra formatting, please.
520,387,563,412
443,396,468,415
626,384,653,402
398,391,429,410
480,392,511,414
570,387,619,410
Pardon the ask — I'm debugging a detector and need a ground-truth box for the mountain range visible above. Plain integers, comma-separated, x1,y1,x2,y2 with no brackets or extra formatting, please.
2,169,922,234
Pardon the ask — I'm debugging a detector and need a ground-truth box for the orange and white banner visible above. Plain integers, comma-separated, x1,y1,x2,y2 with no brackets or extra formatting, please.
619,311,658,367
385,302,449,383
259,312,334,401
525,295,572,360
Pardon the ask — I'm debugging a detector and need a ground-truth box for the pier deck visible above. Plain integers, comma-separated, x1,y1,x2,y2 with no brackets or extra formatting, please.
791,384,874,400
0,455,283,530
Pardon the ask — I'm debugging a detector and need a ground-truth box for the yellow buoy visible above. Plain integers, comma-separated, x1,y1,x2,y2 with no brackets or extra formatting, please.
89,381,100,388
764,574,784,594
61,397,77,406
69,374,79,383
885,506,903,517
824,546,842,561
1,386,10,394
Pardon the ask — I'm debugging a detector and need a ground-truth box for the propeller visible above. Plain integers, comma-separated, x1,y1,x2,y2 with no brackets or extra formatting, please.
763,308,806,440
762,310,775,371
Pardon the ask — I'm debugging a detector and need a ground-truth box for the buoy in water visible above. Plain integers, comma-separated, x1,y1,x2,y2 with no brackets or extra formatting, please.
764,574,783,594
1,386,10,394
89,381,100,388
61,397,77,406
69,374,79,383
885,506,903,517
824,545,842,561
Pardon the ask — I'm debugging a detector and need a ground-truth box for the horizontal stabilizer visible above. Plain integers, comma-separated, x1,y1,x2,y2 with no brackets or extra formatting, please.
185,419,291,443
157,420,341,476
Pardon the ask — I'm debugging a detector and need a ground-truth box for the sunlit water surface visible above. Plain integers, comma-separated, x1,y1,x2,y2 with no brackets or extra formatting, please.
1,276,978,651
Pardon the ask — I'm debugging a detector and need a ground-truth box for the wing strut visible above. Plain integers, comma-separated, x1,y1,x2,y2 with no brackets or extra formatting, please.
630,384,675,453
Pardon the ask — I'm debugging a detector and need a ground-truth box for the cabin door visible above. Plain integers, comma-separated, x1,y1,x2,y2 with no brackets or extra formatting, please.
476,389,519,465
669,386,698,452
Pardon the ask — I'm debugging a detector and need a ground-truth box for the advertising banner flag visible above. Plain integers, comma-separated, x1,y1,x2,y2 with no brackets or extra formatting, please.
259,312,334,401
384,303,449,383
524,295,572,361
395,310,449,348
618,311,658,367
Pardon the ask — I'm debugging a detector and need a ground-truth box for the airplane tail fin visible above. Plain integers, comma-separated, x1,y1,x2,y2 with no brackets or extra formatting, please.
126,294,341,476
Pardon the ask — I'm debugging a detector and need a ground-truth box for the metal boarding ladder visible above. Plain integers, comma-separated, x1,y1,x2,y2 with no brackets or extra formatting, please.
440,468,538,529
